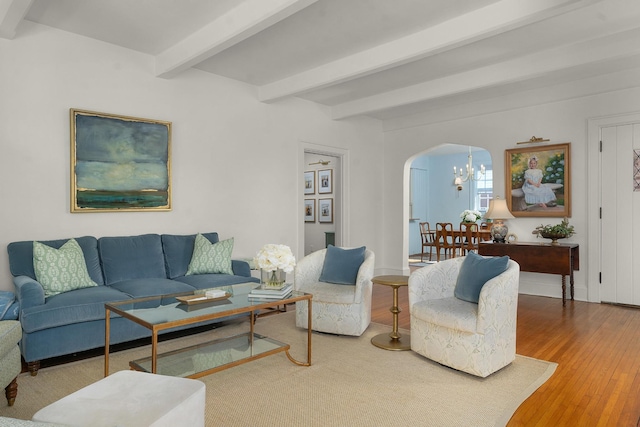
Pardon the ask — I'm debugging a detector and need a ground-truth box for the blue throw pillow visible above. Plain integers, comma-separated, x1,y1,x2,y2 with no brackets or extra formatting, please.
0,291,15,319
319,245,366,285
454,252,509,303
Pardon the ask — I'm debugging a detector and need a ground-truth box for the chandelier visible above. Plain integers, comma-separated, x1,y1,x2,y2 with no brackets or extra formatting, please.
453,147,485,191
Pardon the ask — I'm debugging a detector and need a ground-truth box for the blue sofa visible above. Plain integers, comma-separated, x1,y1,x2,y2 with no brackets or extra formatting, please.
7,232,259,375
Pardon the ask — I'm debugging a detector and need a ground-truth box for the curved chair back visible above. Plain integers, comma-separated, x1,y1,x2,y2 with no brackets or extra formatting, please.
419,222,436,262
435,223,455,261
459,222,479,255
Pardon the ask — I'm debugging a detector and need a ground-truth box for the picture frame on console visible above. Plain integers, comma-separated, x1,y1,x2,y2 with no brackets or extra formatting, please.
318,198,333,223
505,142,571,218
304,199,315,222
70,109,172,213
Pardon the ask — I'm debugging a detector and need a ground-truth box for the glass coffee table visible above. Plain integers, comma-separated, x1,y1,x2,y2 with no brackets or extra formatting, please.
104,283,312,379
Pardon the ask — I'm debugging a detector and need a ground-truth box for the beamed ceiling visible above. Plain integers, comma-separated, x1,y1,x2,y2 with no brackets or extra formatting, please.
2,0,640,129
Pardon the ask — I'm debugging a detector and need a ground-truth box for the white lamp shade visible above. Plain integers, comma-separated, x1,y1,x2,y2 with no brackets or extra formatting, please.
485,197,515,220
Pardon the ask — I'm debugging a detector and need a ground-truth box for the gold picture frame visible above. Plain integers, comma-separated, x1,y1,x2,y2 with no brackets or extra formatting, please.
70,109,172,212
505,142,571,217
304,171,315,195
304,199,315,222
318,169,333,194
318,198,333,223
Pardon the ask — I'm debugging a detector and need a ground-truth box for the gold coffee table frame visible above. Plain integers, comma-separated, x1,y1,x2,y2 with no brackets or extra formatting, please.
104,285,312,378
371,275,411,351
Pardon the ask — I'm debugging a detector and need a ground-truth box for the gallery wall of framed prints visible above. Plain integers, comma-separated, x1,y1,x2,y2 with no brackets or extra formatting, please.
303,169,333,223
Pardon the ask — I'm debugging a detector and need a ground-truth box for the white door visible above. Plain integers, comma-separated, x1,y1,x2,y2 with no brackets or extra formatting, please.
600,123,640,305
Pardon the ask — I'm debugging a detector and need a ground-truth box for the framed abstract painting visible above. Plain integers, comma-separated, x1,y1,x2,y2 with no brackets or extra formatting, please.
70,109,172,212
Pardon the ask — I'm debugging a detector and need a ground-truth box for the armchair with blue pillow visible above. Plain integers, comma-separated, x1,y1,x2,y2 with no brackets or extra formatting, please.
408,253,520,377
0,291,21,407
293,245,375,336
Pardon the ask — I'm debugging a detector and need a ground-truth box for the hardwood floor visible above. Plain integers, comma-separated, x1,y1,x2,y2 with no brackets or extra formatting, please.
371,280,640,426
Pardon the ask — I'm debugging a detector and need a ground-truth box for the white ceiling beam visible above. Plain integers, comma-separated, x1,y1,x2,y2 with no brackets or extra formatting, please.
155,0,318,79
0,0,33,39
331,28,640,120
258,0,600,103
382,67,640,131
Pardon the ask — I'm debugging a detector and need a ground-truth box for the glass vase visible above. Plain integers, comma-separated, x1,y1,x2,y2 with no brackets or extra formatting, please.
261,268,286,289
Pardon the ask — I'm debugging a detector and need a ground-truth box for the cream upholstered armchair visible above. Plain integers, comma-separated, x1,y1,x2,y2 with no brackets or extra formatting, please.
408,255,520,377
0,320,21,406
294,247,375,336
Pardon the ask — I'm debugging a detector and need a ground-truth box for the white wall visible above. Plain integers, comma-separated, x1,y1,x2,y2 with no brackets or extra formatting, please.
382,88,640,301
0,21,384,292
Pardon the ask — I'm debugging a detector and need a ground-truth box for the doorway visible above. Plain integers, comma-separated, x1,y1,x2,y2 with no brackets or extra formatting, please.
299,141,348,260
407,144,492,260
598,120,640,305
303,152,341,255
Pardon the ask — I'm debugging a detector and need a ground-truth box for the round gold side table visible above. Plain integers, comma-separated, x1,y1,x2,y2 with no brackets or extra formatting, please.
370,275,411,351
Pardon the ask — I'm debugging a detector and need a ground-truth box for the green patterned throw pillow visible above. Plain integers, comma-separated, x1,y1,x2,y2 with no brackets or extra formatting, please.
186,234,234,276
33,239,98,297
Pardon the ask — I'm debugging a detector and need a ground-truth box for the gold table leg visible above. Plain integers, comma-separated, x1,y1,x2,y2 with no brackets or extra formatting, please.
371,285,411,351
104,308,110,377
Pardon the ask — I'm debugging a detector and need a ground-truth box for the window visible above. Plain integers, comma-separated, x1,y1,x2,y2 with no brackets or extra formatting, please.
475,169,493,213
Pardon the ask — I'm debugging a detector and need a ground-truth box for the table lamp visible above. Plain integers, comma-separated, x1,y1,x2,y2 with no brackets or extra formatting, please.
485,196,515,243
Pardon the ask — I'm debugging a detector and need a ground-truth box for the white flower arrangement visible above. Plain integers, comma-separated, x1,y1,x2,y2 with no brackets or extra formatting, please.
460,209,483,223
254,244,296,273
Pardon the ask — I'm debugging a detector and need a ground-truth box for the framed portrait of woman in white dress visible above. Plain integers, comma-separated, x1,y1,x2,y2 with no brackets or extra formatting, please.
505,143,571,218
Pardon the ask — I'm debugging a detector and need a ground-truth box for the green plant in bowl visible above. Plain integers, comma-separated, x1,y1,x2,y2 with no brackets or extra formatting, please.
532,218,575,244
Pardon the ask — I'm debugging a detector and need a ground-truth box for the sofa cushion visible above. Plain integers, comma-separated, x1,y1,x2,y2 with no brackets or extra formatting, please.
33,239,99,297
186,235,234,276
1,302,19,321
161,233,219,279
109,278,195,299
296,281,356,304
99,234,167,285
319,245,366,285
8,236,103,285
0,292,15,320
19,286,131,334
411,297,478,333
174,274,257,290
454,252,510,304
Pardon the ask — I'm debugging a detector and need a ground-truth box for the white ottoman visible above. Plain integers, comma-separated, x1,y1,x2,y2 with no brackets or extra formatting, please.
32,371,205,427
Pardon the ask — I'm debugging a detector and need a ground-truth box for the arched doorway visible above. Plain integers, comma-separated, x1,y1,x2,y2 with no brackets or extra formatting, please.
407,144,493,262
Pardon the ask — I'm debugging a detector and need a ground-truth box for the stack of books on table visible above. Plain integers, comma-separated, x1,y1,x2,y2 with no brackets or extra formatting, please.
248,284,293,300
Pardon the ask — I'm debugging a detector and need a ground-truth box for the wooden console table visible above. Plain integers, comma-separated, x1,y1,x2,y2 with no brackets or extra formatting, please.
478,241,579,306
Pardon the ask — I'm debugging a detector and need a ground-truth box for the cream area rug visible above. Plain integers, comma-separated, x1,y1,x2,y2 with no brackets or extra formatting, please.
2,311,556,427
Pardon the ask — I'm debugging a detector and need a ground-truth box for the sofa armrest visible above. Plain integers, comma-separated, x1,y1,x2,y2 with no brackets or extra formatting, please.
293,249,326,291
408,258,464,309
231,260,252,277
353,250,375,301
13,275,45,310
477,260,520,333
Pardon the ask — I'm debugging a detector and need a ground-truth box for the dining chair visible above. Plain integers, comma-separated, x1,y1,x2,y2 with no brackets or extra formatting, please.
435,223,456,261
419,222,437,262
457,223,479,256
